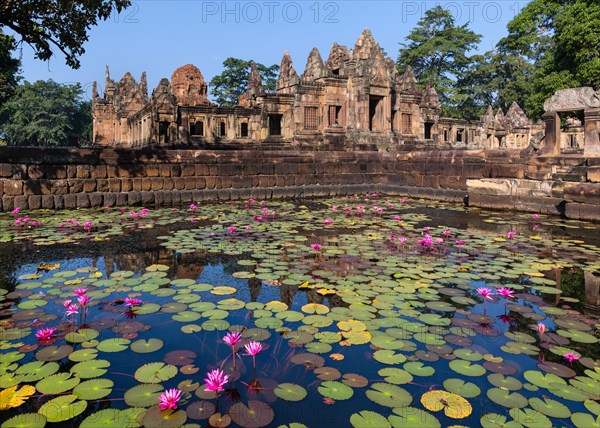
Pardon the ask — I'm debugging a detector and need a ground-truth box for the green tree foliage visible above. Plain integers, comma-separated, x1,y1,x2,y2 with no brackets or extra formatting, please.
496,0,600,119
0,30,21,105
1,0,131,69
210,58,279,106
0,80,91,146
396,6,481,118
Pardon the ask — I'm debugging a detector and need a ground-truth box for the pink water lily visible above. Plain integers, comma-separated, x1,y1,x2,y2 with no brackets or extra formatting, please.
532,214,540,220
74,288,87,296
190,203,198,211
324,219,332,225
78,295,91,307
497,287,515,299
204,368,229,394
63,299,72,307
477,287,494,313
125,297,142,307
245,341,263,356
455,240,466,246
563,351,580,364
35,327,56,341
223,332,242,347
537,322,546,337
310,243,322,251
506,231,517,239
442,229,452,237
83,221,93,231
245,340,263,369
11,207,20,214
477,287,495,300
66,304,79,316
158,388,182,411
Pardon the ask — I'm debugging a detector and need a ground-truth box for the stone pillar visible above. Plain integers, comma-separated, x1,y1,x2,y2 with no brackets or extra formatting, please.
584,108,600,157
542,111,560,155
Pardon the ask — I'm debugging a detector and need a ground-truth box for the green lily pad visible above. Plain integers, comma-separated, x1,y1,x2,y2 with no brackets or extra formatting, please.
571,412,600,428
486,388,528,408
65,328,99,343
508,408,552,428
14,361,59,382
124,383,164,407
70,359,110,379
480,413,523,428
318,381,354,400
36,372,81,394
80,409,134,428
274,383,307,401
443,378,481,398
366,383,412,407
1,413,47,428
528,397,571,418
134,362,178,383
73,378,114,400
131,338,164,354
404,361,435,377
350,410,391,428
388,407,441,427
378,368,413,385
96,338,131,353
373,350,406,365
449,360,486,377
38,394,87,423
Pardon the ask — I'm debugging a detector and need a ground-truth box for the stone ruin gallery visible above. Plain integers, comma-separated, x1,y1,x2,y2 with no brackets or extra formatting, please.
91,29,600,156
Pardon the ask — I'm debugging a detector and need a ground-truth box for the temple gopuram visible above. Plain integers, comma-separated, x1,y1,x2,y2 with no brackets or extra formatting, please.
92,29,548,151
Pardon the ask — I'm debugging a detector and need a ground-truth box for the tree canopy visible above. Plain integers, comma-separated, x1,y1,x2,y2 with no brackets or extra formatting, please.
209,58,279,106
0,30,21,104
396,6,481,117
0,80,91,146
1,0,131,69
397,1,599,120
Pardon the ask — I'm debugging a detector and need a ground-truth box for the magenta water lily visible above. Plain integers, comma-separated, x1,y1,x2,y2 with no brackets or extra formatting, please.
158,388,182,411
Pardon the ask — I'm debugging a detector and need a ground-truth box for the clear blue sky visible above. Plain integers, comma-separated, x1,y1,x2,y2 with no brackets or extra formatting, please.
12,1,530,102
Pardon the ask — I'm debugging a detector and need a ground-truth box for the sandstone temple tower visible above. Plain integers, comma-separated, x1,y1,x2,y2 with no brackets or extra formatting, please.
92,29,542,151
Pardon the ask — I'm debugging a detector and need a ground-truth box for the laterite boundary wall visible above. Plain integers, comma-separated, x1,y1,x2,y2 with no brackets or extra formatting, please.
0,147,599,221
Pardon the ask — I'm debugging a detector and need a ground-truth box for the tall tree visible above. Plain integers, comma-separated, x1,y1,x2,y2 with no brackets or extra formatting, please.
498,0,600,119
1,0,131,68
0,29,21,104
210,58,279,106
0,80,91,146
396,6,481,117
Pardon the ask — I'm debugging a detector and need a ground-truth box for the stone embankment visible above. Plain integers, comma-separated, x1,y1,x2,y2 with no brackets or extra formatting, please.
0,147,599,220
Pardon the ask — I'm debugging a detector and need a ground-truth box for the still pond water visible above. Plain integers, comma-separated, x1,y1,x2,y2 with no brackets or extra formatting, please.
1,195,599,428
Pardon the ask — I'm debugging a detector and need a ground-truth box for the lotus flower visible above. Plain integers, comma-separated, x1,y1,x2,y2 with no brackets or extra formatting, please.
158,388,182,411
497,287,515,299
78,295,91,307
537,322,546,337
204,368,229,394
223,332,242,347
66,304,79,316
74,288,87,296
124,297,142,307
245,341,263,356
563,351,580,364
506,231,517,239
35,327,56,341
477,288,494,300
477,287,494,312
245,340,263,369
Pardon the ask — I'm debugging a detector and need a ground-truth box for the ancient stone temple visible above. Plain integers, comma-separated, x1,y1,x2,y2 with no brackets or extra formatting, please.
92,29,540,151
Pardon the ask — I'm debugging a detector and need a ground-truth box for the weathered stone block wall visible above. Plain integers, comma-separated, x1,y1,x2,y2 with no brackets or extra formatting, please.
0,147,599,221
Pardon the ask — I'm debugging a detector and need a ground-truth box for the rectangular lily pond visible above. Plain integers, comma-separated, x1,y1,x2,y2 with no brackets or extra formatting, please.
1,195,599,428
